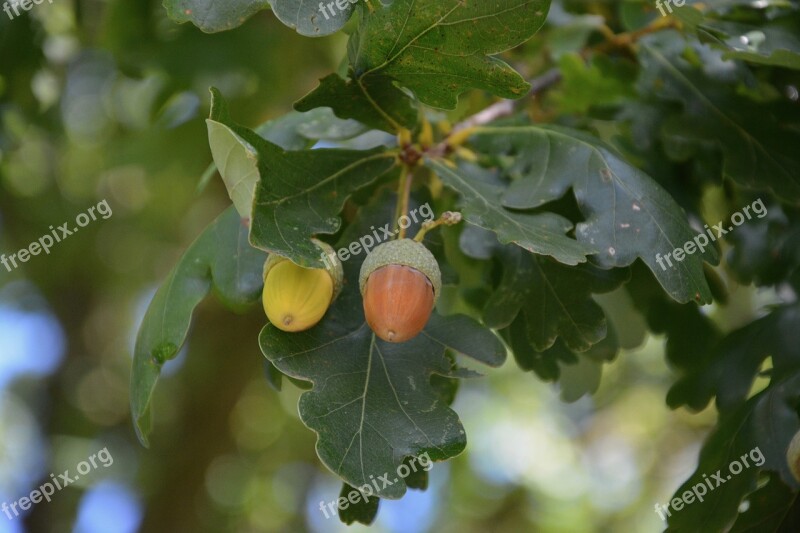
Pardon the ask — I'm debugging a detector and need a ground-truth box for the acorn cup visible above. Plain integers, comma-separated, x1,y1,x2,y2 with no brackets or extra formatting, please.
359,239,442,343
788,429,800,482
262,240,343,333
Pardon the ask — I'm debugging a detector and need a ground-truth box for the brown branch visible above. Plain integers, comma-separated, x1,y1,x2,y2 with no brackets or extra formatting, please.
452,67,562,132
449,17,680,134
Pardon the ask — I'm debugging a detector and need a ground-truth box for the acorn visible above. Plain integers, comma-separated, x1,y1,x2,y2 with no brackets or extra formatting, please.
359,239,441,343
788,430,800,482
262,240,343,332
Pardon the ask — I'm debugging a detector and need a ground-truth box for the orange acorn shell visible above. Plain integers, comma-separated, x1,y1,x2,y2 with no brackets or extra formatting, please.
359,239,441,343
363,265,435,343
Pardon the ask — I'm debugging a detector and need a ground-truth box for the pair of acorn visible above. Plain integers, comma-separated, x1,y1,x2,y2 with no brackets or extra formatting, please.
263,238,440,343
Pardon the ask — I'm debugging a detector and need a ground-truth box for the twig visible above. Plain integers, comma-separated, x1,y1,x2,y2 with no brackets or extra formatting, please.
413,211,463,242
395,165,414,239
452,68,562,133
449,17,678,134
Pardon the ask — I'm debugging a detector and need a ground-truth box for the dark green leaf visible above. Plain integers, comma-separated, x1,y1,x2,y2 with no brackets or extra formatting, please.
131,207,267,446
673,6,800,70
260,310,503,498
666,371,800,532
337,483,380,525
347,0,550,109
269,0,355,37
249,143,398,266
508,314,619,391
259,197,505,498
638,35,800,202
208,88,368,218
163,0,269,33
295,73,419,133
425,159,596,266
467,125,720,304
729,473,798,533
484,245,627,351
669,304,800,413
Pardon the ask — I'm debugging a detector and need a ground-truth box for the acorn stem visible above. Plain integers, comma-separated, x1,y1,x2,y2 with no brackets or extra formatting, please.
394,165,414,239
413,211,463,242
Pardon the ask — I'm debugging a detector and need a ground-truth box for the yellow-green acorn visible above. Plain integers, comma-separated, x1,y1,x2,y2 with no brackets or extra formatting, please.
262,240,342,332
359,239,441,343
788,430,800,482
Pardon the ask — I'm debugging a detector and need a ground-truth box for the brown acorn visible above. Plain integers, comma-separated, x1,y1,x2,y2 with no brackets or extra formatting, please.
359,239,441,343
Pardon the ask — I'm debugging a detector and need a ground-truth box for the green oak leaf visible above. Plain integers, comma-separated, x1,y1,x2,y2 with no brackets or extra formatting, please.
269,0,355,37
712,20,800,70
259,196,505,499
347,0,550,109
624,262,722,379
506,317,618,387
425,159,596,266
638,34,800,202
207,88,366,219
672,6,800,70
163,0,269,33
668,303,800,414
726,203,800,287
466,125,720,304
249,142,399,266
337,483,380,525
259,313,503,498
298,0,551,123
336,458,427,524
211,86,400,268
729,473,798,533
484,244,627,352
292,108,368,141
295,73,419,133
130,207,267,446
666,371,800,532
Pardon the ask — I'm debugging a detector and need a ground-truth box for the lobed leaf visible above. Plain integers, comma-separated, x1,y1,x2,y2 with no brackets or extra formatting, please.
465,125,720,304
295,73,419,134
668,303,800,414
207,88,367,219
425,159,596,266
297,0,551,129
258,195,505,499
638,34,800,203
269,0,355,37
163,0,269,33
130,207,266,446
349,0,550,109
484,245,627,351
666,371,800,531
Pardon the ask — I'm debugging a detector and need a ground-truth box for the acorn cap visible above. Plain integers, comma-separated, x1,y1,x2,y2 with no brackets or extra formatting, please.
359,239,441,302
788,430,800,482
264,239,343,298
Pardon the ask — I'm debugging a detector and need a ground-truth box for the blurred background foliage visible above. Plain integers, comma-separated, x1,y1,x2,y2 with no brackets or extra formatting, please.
0,0,796,532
